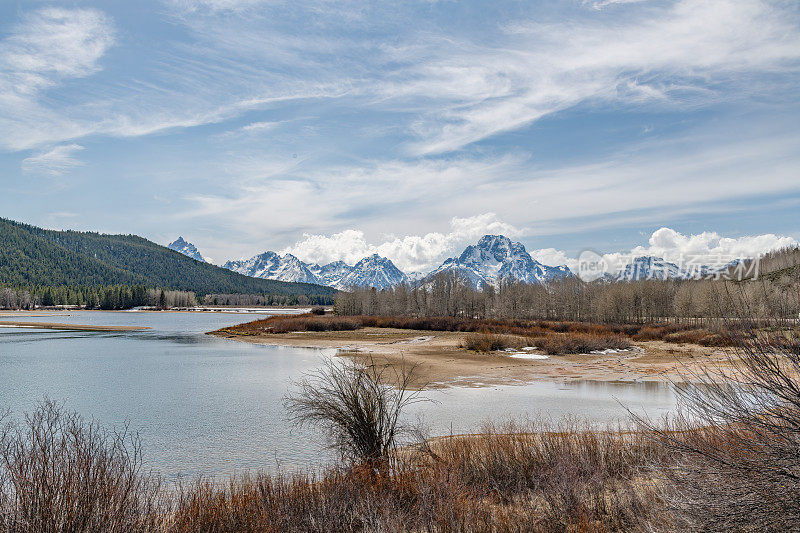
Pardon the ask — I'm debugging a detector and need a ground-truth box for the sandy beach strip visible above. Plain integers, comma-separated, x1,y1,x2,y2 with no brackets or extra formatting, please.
0,321,149,332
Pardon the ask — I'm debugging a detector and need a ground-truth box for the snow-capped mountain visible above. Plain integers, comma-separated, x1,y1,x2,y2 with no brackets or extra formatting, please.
222,252,407,289
614,256,683,281
613,256,735,281
426,235,572,289
309,260,353,290
340,254,407,290
223,252,318,284
167,237,206,262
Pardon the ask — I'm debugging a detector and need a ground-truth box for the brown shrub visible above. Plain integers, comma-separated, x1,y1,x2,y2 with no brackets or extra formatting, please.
0,401,165,532
170,421,672,532
461,332,522,352
528,333,632,355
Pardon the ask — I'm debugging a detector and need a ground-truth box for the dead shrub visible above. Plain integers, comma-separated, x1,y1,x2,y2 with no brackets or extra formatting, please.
0,400,164,532
461,332,520,352
285,358,426,467
528,333,632,355
638,317,800,531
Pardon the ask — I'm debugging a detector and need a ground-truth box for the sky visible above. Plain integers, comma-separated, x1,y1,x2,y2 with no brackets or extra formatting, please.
0,0,798,272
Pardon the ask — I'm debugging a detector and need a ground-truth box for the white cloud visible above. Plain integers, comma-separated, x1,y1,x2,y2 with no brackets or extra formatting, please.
21,144,85,176
396,0,800,154
183,121,800,264
529,248,573,269
281,213,522,272
241,121,280,132
568,227,799,275
633,227,797,263
0,8,114,97
583,0,648,10
168,0,271,13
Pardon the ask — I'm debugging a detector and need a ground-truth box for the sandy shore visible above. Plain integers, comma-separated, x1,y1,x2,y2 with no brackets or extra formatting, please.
0,320,149,331
210,327,731,389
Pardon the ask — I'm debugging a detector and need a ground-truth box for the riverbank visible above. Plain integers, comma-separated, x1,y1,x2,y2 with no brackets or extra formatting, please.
0,320,149,331
210,326,730,388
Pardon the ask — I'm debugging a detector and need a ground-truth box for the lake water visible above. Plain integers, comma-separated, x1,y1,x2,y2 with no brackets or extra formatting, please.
0,311,677,478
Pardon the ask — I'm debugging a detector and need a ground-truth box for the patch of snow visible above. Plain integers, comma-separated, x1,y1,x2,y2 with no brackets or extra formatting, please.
506,352,549,360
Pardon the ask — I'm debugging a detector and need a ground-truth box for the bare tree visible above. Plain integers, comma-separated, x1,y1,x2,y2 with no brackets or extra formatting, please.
285,358,427,467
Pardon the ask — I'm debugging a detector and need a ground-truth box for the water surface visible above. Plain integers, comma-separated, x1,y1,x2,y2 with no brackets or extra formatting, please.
0,311,676,478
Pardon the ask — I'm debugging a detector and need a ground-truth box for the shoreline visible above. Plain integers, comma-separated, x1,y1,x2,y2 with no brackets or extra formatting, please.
0,307,311,317
209,327,731,389
0,320,149,331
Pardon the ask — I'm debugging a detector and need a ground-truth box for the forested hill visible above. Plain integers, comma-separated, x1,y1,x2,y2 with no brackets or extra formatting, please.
0,218,336,297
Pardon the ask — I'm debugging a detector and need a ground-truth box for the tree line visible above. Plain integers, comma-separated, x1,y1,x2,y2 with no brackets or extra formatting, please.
335,270,800,324
0,217,337,298
201,293,333,307
0,284,335,310
0,285,200,310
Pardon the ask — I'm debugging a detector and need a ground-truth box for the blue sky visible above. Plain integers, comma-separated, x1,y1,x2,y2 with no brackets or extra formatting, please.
1,0,798,271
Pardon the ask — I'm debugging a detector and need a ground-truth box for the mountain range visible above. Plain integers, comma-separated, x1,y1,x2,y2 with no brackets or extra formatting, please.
189,234,574,290
222,252,407,290
425,235,572,288
612,256,734,282
172,234,739,290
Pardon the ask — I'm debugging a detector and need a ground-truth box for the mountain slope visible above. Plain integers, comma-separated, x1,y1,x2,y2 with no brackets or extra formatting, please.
427,235,572,288
168,237,206,262
0,218,336,297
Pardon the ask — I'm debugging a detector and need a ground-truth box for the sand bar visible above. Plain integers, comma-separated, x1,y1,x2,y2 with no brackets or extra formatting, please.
0,321,149,332
209,327,731,389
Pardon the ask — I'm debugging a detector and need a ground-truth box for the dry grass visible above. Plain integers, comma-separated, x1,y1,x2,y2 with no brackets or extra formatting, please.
168,421,673,533
217,314,735,350
527,333,632,355
0,401,673,532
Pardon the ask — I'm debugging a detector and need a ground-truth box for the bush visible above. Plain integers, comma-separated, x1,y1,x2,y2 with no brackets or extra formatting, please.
461,332,520,352
310,306,326,315
285,358,426,466
528,333,632,355
0,401,164,532
639,320,800,531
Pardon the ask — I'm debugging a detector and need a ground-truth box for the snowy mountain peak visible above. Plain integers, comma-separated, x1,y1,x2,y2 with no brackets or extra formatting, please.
340,255,406,290
223,251,407,290
428,235,571,289
475,234,514,259
223,251,317,284
167,237,206,262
